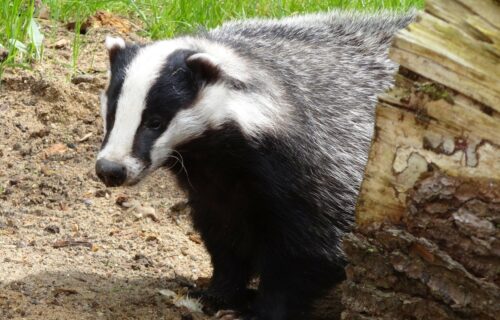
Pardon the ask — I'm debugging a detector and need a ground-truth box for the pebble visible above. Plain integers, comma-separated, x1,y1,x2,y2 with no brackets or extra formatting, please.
29,128,50,138
50,38,70,49
0,47,7,62
133,253,153,268
145,235,159,242
83,199,93,207
44,225,60,234
170,200,188,212
16,240,28,248
95,189,110,198
71,74,95,85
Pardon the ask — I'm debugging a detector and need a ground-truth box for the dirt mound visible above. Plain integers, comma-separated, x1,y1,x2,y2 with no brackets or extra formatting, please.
0,20,211,320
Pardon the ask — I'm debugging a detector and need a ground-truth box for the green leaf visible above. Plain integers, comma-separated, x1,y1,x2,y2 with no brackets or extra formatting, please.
8,39,27,53
28,18,44,58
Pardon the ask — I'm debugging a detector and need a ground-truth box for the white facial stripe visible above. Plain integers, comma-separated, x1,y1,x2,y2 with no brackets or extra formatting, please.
98,39,188,162
149,83,283,169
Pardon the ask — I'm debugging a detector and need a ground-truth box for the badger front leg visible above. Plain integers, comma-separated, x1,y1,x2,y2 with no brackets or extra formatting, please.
192,211,255,314
204,248,255,312
248,254,345,320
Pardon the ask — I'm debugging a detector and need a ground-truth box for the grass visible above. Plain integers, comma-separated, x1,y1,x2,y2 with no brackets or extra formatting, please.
0,0,424,78
0,0,42,73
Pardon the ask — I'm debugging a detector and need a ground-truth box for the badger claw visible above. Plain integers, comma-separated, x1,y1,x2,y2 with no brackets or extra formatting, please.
215,309,240,320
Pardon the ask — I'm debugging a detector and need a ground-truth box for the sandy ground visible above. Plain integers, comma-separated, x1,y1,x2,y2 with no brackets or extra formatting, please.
0,17,212,320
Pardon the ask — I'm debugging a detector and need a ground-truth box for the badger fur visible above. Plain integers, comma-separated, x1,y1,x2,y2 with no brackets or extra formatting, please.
96,10,414,320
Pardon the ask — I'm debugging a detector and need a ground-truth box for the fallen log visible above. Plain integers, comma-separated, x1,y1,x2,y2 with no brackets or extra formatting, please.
342,0,500,319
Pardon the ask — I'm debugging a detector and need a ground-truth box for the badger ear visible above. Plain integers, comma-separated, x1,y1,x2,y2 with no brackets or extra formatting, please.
105,35,126,64
186,53,221,84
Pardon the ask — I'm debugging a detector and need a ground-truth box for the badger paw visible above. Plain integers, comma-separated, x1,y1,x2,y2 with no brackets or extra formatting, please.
215,310,259,320
215,310,240,320
188,289,223,315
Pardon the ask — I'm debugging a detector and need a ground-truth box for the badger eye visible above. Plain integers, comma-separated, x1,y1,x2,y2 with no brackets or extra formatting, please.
146,119,163,131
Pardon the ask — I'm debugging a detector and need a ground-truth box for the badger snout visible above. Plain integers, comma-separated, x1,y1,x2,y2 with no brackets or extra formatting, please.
95,158,127,187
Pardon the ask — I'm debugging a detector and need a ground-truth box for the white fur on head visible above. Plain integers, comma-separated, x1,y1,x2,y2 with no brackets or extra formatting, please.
98,39,188,182
98,38,284,184
105,35,126,51
187,52,219,68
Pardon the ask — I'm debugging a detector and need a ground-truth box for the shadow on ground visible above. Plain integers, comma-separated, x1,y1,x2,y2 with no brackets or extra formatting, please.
1,271,208,320
1,270,343,320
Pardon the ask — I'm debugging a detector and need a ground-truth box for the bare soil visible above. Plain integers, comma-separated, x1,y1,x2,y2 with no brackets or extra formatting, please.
0,18,212,320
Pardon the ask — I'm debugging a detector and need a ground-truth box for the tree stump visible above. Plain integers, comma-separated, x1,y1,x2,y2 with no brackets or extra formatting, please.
341,0,500,319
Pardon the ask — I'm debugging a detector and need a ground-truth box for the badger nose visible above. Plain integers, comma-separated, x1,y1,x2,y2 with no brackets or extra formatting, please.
95,159,127,187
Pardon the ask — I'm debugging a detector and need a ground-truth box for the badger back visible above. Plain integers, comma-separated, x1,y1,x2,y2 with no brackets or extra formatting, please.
205,10,414,199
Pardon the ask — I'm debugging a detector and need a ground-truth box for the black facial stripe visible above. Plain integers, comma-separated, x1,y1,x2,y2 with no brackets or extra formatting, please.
101,44,140,149
131,49,202,166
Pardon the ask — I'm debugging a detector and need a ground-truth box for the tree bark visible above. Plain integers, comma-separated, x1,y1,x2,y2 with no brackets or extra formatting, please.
341,0,500,319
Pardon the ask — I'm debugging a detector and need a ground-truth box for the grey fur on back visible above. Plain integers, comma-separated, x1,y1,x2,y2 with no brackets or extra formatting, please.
203,11,414,225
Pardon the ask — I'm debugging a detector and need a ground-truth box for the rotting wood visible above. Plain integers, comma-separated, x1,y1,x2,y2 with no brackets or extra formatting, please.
343,172,500,320
342,0,500,319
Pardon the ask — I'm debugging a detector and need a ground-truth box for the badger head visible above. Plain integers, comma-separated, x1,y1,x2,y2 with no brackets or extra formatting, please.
96,36,280,187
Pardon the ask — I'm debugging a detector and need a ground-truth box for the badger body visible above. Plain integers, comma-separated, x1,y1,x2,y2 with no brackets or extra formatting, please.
96,11,414,320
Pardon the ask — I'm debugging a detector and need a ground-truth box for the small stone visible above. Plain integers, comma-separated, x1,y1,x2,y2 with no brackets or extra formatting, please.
15,123,28,132
71,74,95,85
50,39,70,49
13,142,22,151
40,166,53,176
133,253,153,267
95,189,110,198
20,147,32,157
170,200,189,212
0,47,8,62
145,235,159,242
16,240,28,248
66,142,76,149
29,128,50,138
83,199,93,207
115,195,130,206
44,225,60,234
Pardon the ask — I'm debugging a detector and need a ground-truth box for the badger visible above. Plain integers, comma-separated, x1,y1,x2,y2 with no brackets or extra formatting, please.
95,10,414,320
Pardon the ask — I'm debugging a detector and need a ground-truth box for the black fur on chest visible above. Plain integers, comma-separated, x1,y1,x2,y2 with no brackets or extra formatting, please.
170,124,266,259
168,123,350,318
170,122,347,260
